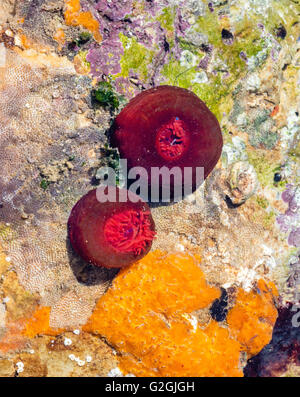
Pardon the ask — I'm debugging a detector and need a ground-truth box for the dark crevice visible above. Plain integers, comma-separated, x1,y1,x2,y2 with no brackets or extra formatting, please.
275,25,287,39
210,288,228,322
225,195,243,209
221,28,233,40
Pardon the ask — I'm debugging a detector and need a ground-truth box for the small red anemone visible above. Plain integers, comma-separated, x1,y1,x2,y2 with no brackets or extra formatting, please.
111,85,223,198
68,187,155,268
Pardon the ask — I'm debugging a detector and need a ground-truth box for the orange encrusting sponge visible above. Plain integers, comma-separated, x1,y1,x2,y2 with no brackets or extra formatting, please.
84,251,245,376
64,0,102,42
227,279,278,356
23,307,63,338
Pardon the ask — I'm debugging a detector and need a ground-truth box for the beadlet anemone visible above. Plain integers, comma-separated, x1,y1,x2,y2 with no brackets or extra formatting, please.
68,187,155,268
110,85,223,200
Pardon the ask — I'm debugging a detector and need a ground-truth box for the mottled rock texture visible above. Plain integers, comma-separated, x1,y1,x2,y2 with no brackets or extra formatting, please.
0,0,299,377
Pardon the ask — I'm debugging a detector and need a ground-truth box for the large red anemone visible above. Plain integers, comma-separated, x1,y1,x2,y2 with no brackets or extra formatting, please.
111,85,223,199
68,187,155,268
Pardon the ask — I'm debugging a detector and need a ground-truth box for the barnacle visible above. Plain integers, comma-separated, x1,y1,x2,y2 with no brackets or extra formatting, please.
111,85,223,199
68,187,156,268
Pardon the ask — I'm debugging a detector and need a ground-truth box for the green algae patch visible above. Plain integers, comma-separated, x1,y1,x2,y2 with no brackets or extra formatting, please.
192,75,230,121
263,0,299,34
195,11,222,48
262,210,276,229
40,179,50,191
161,58,230,120
119,33,154,81
256,195,269,209
92,81,120,110
221,125,235,145
249,195,276,230
178,37,206,56
195,13,266,76
157,6,176,33
247,150,280,188
289,140,300,161
0,223,16,242
160,12,270,121
77,50,91,68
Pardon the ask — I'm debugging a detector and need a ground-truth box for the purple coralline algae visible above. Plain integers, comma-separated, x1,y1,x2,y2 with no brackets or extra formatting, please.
84,0,167,85
86,39,124,78
80,0,195,95
95,0,133,21
277,185,300,247
244,303,300,377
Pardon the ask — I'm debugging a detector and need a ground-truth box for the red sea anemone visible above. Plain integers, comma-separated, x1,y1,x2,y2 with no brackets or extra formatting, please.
111,85,223,200
68,187,155,268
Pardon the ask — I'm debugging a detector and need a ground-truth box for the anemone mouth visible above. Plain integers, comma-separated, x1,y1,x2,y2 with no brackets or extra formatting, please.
103,209,156,255
155,117,190,162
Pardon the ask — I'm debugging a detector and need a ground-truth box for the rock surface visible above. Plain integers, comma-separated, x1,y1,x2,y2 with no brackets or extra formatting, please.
0,0,299,377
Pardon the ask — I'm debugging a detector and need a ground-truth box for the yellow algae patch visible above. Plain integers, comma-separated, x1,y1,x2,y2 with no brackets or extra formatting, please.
227,279,278,356
64,0,102,42
0,243,9,275
18,34,34,50
23,307,64,338
84,251,247,376
0,321,28,353
53,28,66,50
73,51,90,75
14,46,75,72
15,33,51,53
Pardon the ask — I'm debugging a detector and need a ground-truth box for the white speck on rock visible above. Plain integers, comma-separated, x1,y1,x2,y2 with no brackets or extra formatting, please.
180,50,197,68
73,329,80,335
175,243,185,252
236,267,258,292
254,244,277,269
191,71,209,84
77,359,85,367
52,90,60,99
222,136,248,166
280,110,299,152
236,113,248,129
107,367,123,377
0,303,6,327
0,43,6,68
86,355,92,363
183,314,198,332
246,73,261,92
16,362,24,373
5,29,13,37
64,337,72,346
